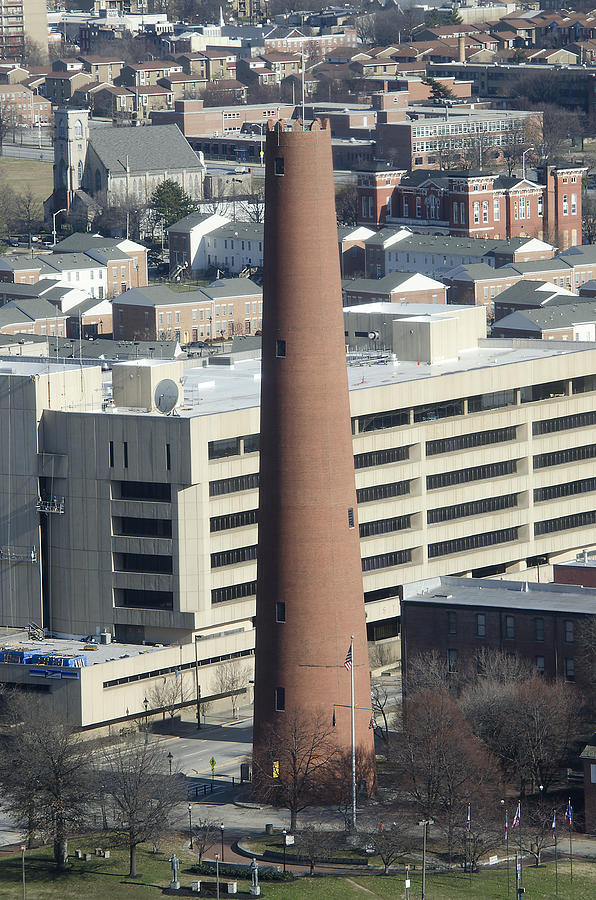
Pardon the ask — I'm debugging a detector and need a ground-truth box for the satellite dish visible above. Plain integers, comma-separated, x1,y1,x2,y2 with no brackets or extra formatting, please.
154,379,179,415
368,331,380,340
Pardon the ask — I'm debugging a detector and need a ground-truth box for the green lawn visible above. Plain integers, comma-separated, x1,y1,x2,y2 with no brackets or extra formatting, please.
0,157,53,204
0,842,594,899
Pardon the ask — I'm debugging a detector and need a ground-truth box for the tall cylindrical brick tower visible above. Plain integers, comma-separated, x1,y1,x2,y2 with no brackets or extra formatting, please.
253,119,374,772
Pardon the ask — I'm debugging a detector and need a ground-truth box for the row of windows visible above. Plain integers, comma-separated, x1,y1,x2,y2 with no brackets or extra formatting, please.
360,515,411,538
211,580,257,604
535,509,596,536
427,459,517,490
356,479,410,504
533,409,596,436
210,509,258,532
427,494,517,525
354,445,409,469
534,443,596,470
211,544,258,569
113,552,173,575
209,473,259,497
103,648,254,688
361,549,412,572
112,517,172,538
534,476,596,503
446,648,575,680
426,426,517,457
450,611,574,643
114,588,173,610
428,526,518,559
116,481,171,502
208,433,260,460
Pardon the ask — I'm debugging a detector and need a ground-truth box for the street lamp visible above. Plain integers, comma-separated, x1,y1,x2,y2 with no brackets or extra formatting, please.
20,845,25,900
419,819,434,900
143,697,149,731
188,803,193,849
522,146,535,180
52,207,67,246
167,751,173,776
282,829,287,873
194,635,201,730
220,822,225,861
215,852,220,900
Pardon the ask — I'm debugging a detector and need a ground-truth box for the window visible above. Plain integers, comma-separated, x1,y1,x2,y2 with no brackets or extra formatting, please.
427,494,517,525
354,446,409,469
348,507,355,529
473,202,480,224
447,611,456,635
276,602,286,623
414,400,463,423
427,459,516,491
538,196,543,217
476,613,486,637
534,443,596,470
494,198,500,221
114,589,173,610
274,157,284,176
505,615,515,640
209,473,259,497
275,687,285,711
211,545,258,568
211,580,256,604
116,481,171,502
534,617,544,642
563,194,568,216
468,390,516,413
210,509,258,532
565,658,575,682
361,549,412,571
571,193,577,215
521,380,566,404
429,527,518,559
536,656,545,674
564,620,574,644
123,442,128,468
357,480,410,504
357,408,409,433
166,443,171,471
360,515,410,538
482,200,489,223
453,202,458,223
533,409,596,436
113,517,172,538
109,440,114,468
426,426,516,456
447,648,458,673
114,552,172,574
276,339,286,358
208,438,240,460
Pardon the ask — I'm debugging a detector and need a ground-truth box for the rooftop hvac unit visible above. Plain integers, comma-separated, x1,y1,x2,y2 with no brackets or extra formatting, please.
99,632,112,645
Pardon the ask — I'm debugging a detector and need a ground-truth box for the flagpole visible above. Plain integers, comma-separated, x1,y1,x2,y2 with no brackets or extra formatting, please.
505,810,510,899
569,811,573,884
518,802,523,883
554,818,558,897
350,634,356,832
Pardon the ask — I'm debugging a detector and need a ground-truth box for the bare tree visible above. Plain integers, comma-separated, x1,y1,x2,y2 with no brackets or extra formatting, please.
336,184,358,227
215,660,249,718
371,679,394,743
295,825,336,873
454,811,502,873
149,676,181,720
365,821,414,874
99,736,184,877
405,649,460,696
192,817,220,864
253,709,341,830
0,695,91,868
523,799,557,866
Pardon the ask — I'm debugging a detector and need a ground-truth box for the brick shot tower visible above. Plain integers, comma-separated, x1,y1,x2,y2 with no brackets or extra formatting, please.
253,119,374,786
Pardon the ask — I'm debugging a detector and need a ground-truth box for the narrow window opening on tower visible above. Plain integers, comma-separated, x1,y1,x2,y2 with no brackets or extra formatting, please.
123,442,128,468
275,687,285,711
274,157,285,176
276,601,286,623
166,443,171,471
276,339,286,358
109,440,114,468
348,507,355,528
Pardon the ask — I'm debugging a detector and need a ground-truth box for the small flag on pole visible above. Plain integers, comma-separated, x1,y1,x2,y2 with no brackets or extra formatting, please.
552,811,557,836
344,644,353,671
512,802,520,828
565,800,573,825
467,803,471,833
505,811,508,841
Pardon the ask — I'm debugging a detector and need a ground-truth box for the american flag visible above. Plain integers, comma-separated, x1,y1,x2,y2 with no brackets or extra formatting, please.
552,811,557,836
565,800,573,826
466,804,471,833
344,644,353,671
512,802,520,828
504,811,508,841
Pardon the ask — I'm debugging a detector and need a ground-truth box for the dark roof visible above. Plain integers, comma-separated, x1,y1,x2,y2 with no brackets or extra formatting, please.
89,125,203,176
55,233,120,253
495,302,596,331
47,336,182,360
167,211,218,233
495,279,577,307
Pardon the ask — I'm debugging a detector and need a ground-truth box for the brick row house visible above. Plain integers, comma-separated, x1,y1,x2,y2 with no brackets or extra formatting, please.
356,165,585,250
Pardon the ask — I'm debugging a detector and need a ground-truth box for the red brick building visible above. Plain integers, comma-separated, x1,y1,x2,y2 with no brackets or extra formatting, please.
356,164,585,249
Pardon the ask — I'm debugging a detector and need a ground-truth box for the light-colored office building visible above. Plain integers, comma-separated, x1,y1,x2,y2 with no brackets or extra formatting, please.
5,316,596,723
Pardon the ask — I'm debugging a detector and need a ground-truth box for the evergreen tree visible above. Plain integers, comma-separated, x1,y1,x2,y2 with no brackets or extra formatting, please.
150,179,197,228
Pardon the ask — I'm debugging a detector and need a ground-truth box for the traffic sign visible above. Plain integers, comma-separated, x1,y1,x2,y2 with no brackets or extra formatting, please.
210,756,216,772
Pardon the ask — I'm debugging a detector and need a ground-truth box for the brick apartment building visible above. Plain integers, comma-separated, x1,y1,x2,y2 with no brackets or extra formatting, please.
357,165,584,250
400,575,595,690
112,278,262,343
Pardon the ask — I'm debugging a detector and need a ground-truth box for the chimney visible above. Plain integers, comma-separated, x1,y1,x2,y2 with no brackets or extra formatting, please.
253,119,375,791
458,35,466,63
